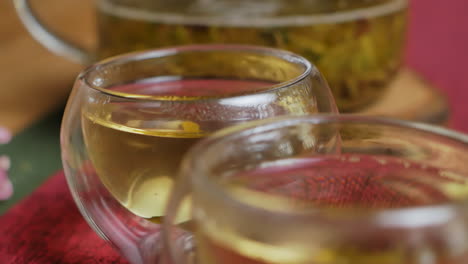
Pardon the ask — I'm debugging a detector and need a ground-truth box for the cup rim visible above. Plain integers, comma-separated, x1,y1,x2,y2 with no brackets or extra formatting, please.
78,44,316,102
182,114,468,228
98,0,407,27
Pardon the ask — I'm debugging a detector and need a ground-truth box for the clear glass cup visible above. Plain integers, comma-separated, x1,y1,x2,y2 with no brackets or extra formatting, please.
60,44,337,264
15,0,407,111
165,114,468,264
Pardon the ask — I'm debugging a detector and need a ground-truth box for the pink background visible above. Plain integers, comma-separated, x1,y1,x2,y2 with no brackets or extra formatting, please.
406,0,468,132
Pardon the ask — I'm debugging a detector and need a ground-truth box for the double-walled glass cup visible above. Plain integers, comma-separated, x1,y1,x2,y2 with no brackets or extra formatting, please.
165,115,468,264
60,45,337,263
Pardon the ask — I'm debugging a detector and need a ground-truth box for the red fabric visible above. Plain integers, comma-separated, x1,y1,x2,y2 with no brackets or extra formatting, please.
1,0,468,263
0,171,128,264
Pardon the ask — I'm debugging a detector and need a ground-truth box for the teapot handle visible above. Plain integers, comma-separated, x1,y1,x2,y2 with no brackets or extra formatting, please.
13,0,94,64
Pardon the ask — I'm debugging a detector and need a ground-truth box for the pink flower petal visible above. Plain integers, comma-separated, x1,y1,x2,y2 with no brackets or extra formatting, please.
0,155,10,170
0,170,13,200
0,127,12,144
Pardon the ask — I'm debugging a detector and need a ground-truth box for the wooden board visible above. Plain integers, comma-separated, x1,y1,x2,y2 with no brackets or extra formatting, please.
0,0,94,133
360,68,449,124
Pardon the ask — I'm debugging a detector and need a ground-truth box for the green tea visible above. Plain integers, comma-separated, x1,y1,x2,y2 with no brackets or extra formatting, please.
82,106,203,222
96,0,407,111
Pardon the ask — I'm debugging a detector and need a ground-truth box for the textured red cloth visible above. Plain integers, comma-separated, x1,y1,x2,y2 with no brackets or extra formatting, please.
0,171,128,264
1,0,468,263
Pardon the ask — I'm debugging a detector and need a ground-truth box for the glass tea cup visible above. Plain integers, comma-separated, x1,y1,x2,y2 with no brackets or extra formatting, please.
165,114,468,264
60,44,337,264
15,0,407,111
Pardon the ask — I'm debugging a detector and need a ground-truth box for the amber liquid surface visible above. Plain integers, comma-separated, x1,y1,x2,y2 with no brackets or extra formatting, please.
97,0,407,111
195,154,468,264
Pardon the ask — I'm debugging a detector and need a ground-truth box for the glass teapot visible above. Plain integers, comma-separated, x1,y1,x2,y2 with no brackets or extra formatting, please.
14,0,407,111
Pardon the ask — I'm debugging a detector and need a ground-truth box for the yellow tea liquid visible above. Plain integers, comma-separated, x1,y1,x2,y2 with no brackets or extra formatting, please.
82,113,202,221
